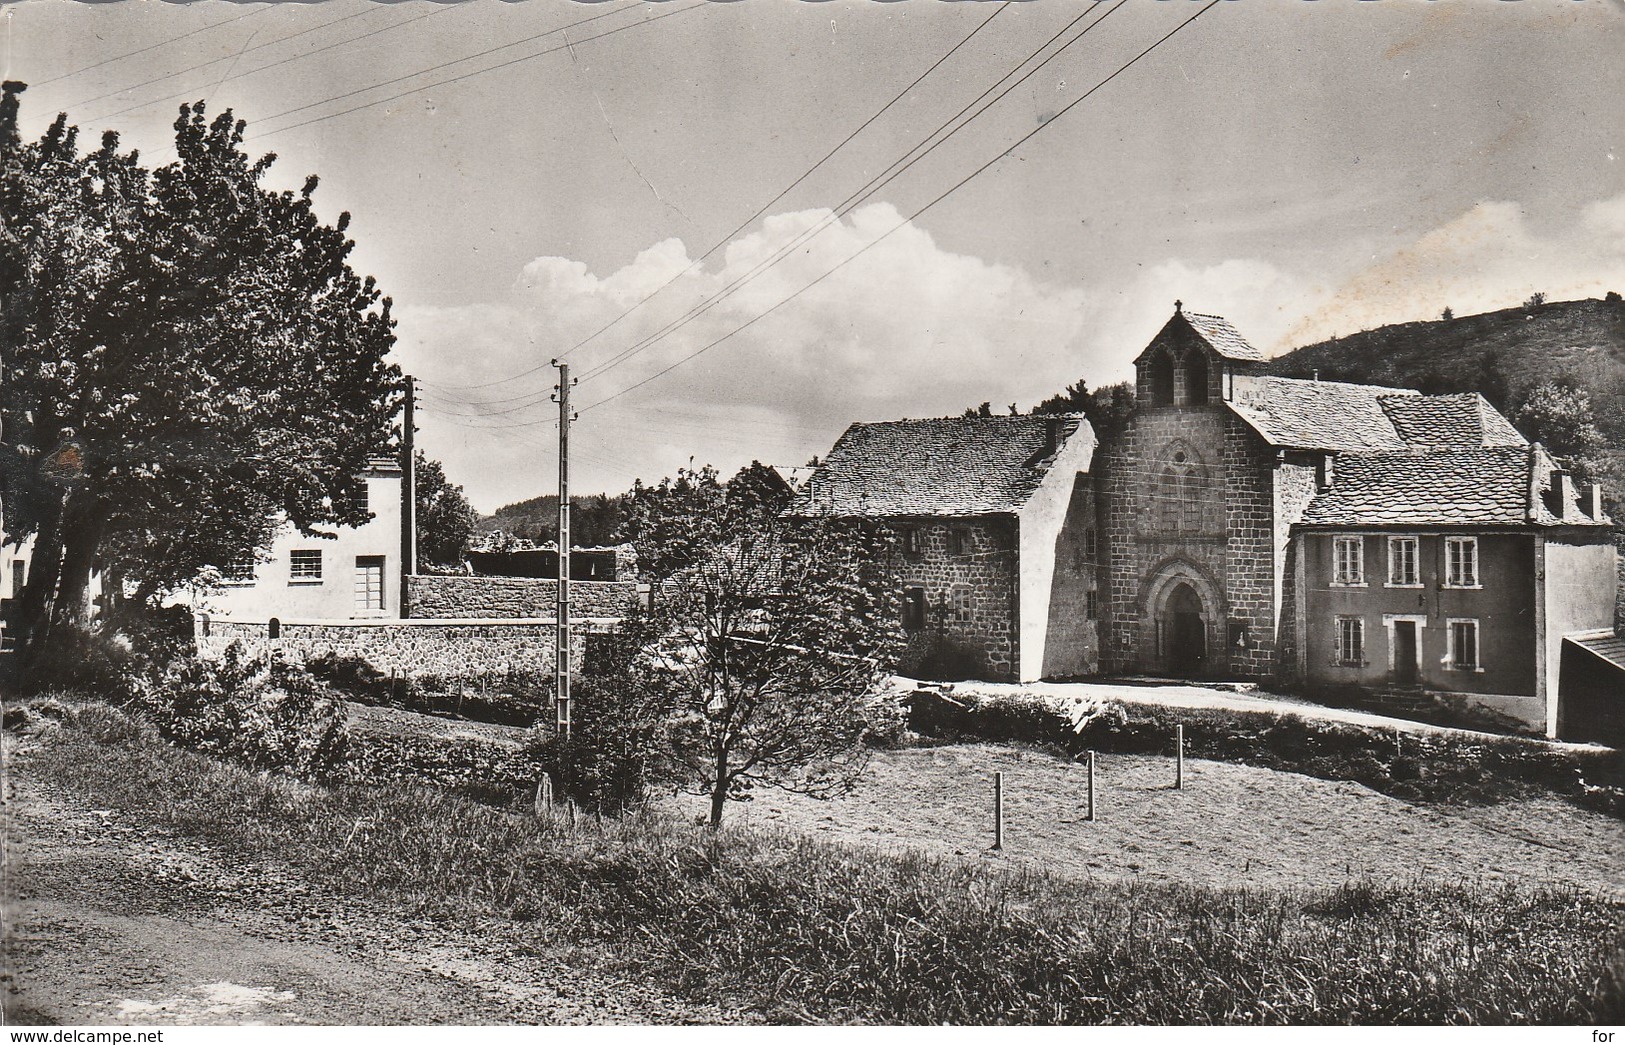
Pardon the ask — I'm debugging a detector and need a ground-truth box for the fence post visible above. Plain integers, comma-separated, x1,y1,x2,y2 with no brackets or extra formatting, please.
1086,751,1096,822
992,771,1004,851
1175,724,1185,790
534,773,553,815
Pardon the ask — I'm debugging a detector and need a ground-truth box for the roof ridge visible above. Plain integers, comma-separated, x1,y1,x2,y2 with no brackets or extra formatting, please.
1247,374,1417,394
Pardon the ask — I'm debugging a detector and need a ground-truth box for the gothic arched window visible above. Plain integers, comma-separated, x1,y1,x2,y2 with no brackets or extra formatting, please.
1156,448,1207,533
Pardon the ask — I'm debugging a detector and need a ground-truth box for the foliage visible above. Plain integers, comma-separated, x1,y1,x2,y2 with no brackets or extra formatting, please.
613,463,785,581
1516,381,1606,468
907,687,1625,818
650,516,905,826
415,451,478,569
340,728,536,805
0,84,400,668
1441,306,1453,321
478,491,630,547
14,623,146,701
1031,379,1136,442
133,643,349,777
1524,291,1548,308
524,671,670,816
26,718,1625,1024
303,650,550,727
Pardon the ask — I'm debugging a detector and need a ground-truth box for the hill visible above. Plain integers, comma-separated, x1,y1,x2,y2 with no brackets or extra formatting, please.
476,492,629,547
1266,296,1625,441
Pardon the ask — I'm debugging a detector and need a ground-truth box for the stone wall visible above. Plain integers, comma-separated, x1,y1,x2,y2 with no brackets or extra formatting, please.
405,574,639,620
889,517,1020,681
198,618,589,681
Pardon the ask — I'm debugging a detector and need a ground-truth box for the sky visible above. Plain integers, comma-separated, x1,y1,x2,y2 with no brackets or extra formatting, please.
8,0,1625,513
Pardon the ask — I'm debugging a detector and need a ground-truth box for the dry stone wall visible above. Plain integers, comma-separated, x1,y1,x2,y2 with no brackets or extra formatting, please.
406,575,639,620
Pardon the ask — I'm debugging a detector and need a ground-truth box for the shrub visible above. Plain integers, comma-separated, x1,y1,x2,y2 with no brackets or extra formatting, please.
135,643,349,778
524,674,669,815
305,651,551,727
16,625,146,702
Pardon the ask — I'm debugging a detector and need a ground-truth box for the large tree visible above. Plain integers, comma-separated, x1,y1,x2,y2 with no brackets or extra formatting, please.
1,85,401,665
414,451,477,569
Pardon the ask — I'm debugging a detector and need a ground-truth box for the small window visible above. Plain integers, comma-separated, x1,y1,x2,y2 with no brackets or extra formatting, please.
1445,536,1479,588
945,529,965,556
901,586,927,631
1335,616,1363,666
354,479,370,514
1085,590,1099,621
289,549,324,582
1084,528,1098,560
1387,537,1420,587
1332,536,1364,585
1448,619,1480,671
222,553,257,585
949,584,974,624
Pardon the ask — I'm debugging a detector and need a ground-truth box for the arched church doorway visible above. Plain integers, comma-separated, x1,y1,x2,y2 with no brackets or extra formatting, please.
1163,582,1206,677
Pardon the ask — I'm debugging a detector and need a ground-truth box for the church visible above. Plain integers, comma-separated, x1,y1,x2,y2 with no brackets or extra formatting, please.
795,304,1621,741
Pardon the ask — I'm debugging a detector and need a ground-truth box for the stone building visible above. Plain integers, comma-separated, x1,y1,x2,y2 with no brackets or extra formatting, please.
801,303,1621,738
792,413,1096,682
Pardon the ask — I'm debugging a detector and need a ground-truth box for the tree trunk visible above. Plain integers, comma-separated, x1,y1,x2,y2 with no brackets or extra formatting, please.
708,736,730,828
12,497,65,670
18,487,102,674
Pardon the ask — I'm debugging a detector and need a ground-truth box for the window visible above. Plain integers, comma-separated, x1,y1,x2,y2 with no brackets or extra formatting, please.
354,479,370,514
1332,536,1364,585
222,553,257,585
1448,619,1480,671
1445,536,1479,588
289,549,323,582
1335,616,1364,666
949,585,974,624
946,528,965,556
10,560,24,598
901,528,924,555
1085,590,1099,621
1084,528,1098,560
355,556,385,612
1157,448,1207,534
1387,537,1420,587
901,586,927,631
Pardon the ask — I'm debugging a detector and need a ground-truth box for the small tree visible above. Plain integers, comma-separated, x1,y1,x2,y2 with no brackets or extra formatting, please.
1441,307,1454,321
414,452,477,569
1524,291,1547,309
1516,382,1605,478
655,518,904,827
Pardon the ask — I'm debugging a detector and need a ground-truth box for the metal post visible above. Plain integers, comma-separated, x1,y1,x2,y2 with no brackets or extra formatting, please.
992,771,1004,850
553,361,573,737
1086,751,1096,822
1175,724,1185,789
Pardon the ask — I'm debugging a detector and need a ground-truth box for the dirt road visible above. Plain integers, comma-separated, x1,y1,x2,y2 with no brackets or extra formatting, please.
1,748,751,1026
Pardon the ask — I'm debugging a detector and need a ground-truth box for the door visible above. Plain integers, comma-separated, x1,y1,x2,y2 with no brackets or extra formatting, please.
1392,620,1418,685
355,555,385,613
1165,583,1206,677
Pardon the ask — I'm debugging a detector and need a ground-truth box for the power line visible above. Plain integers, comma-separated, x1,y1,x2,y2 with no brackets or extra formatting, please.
62,7,378,115
567,2,1125,392
249,3,701,142
85,6,456,128
577,1,1222,417
433,1,1013,396
29,6,270,89
437,2,1114,414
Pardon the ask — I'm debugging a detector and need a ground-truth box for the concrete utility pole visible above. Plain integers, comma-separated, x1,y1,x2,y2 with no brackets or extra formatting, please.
553,361,574,737
401,374,417,617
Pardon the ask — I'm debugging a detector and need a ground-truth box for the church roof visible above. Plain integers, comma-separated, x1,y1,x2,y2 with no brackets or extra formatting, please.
1299,445,1609,528
1181,310,1266,362
791,414,1088,518
1378,393,1527,449
1228,375,1417,452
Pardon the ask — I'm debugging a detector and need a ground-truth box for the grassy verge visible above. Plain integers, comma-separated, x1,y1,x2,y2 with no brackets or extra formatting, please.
16,702,1625,1025
909,689,1625,818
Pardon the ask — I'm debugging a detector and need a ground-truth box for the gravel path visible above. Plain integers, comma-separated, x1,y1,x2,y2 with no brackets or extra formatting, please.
1,737,751,1026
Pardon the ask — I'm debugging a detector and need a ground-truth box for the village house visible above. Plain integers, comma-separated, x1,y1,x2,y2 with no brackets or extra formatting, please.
791,413,1098,682
799,304,1621,740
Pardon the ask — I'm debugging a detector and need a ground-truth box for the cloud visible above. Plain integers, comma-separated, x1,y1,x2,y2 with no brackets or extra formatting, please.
395,203,1090,510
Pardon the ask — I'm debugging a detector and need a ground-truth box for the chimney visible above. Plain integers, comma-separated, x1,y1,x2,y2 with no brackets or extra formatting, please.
1551,469,1575,515
1585,482,1606,520
1311,369,1320,382
1316,454,1336,491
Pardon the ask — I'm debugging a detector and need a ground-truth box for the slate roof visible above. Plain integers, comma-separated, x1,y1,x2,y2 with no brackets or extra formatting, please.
1228,375,1417,452
1379,393,1527,449
1299,445,1610,528
1181,310,1266,362
1565,633,1625,673
791,415,1087,518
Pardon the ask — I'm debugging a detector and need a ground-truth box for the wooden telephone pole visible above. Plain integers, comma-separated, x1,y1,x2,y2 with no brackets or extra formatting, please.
401,375,417,617
553,361,573,737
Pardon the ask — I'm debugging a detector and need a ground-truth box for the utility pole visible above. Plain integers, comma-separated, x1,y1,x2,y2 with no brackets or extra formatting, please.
400,374,417,618
553,361,574,737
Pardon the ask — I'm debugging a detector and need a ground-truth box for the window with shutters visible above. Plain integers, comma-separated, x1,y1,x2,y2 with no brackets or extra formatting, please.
1335,616,1363,666
1445,536,1479,588
1332,536,1364,586
1387,537,1420,587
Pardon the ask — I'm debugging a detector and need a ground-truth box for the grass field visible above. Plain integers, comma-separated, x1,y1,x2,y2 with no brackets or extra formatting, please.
14,703,1624,1025
667,743,1624,896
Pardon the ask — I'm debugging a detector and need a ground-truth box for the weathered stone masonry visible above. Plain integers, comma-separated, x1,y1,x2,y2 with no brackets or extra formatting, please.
891,518,1020,680
405,574,640,620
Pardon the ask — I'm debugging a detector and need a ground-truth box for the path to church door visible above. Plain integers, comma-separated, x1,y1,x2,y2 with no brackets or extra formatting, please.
1166,583,1206,678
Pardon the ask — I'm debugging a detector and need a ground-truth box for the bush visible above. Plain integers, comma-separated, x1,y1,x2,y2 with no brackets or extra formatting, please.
523,674,668,815
135,643,349,778
16,625,146,702
304,651,551,727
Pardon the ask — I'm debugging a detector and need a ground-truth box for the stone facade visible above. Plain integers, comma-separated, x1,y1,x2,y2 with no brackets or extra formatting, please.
890,518,1020,681
198,617,589,681
405,574,639,620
